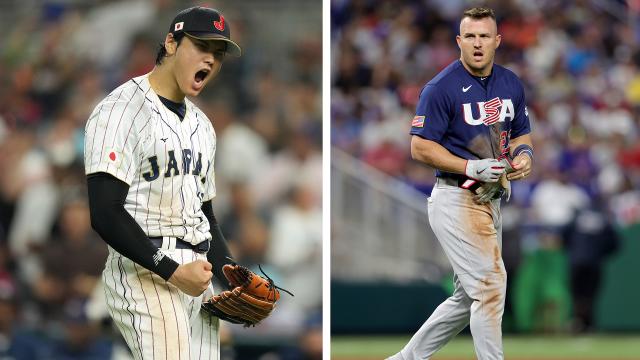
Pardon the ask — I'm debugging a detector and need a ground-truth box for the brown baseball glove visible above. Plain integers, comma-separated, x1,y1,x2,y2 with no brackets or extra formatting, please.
201,263,292,327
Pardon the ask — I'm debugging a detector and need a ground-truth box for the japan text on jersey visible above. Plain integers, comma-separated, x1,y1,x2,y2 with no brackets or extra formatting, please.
142,149,208,183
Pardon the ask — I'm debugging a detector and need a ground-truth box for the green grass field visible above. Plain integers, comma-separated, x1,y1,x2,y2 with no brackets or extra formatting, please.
332,335,640,359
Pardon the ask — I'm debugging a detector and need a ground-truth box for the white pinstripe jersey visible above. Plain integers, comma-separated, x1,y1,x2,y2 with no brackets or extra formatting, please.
84,74,216,245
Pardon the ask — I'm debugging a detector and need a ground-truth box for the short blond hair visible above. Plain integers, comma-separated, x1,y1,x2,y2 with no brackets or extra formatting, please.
462,7,496,21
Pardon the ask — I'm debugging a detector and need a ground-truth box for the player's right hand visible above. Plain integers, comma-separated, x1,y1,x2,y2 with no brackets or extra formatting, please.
168,260,213,296
465,158,505,183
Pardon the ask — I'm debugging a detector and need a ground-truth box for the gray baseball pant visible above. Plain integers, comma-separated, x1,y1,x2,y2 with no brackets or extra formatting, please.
388,179,506,360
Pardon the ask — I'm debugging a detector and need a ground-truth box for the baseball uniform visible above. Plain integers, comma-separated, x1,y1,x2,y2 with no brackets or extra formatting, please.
84,7,243,360
85,74,219,359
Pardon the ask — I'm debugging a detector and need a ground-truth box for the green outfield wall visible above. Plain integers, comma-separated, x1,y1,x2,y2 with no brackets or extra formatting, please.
332,225,640,334
595,224,640,331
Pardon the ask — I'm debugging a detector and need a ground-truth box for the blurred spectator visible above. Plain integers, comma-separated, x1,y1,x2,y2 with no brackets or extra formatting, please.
362,140,406,177
268,184,322,312
48,300,113,359
500,204,525,329
530,168,590,229
280,311,322,360
608,175,640,226
1,131,58,284
32,199,107,318
512,229,571,333
68,0,156,69
254,127,322,208
221,181,270,244
0,276,54,359
562,203,620,333
297,325,322,360
211,99,269,185
234,216,271,267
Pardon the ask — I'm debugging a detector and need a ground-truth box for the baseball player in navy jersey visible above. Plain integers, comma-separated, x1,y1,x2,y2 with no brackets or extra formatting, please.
387,7,533,360
84,7,242,359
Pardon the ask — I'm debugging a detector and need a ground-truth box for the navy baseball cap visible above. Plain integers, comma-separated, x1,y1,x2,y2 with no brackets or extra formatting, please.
170,7,242,57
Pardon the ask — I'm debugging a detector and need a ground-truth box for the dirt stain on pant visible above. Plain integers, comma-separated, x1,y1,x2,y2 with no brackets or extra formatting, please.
461,191,507,325
461,192,499,263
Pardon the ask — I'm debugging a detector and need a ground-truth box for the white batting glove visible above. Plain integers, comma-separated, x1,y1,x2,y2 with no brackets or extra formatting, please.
465,158,506,183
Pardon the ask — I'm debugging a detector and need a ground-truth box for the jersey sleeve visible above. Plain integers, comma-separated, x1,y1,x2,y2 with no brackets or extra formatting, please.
84,93,145,185
201,122,217,201
409,84,451,141
510,81,531,138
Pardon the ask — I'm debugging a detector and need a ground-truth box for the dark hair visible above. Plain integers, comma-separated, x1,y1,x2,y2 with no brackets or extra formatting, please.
462,7,496,21
155,33,185,65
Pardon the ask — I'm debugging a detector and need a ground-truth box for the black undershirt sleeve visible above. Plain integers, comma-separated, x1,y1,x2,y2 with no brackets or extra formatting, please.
201,200,234,289
87,172,180,280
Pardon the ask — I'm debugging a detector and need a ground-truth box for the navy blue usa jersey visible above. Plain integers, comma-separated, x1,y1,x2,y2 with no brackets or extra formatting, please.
410,60,530,177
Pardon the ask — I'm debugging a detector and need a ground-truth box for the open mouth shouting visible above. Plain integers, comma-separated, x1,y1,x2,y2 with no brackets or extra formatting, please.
193,67,211,91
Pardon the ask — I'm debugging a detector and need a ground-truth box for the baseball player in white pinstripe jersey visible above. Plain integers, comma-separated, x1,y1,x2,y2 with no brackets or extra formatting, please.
84,7,242,360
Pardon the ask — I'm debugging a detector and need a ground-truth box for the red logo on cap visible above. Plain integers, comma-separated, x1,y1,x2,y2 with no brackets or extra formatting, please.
213,15,225,31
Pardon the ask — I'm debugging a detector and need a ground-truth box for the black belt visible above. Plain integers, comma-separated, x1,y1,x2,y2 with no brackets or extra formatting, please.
437,175,504,200
149,236,210,254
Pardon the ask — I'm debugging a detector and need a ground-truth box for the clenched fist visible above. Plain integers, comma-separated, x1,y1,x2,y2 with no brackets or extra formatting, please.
169,259,213,296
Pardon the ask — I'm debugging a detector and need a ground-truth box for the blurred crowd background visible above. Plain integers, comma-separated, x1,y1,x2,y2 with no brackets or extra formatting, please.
332,0,640,335
0,0,321,359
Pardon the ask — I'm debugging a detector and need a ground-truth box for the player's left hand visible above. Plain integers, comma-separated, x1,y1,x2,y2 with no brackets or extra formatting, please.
506,154,531,181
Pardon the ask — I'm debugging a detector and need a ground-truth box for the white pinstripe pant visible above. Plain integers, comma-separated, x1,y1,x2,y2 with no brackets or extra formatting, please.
103,244,219,360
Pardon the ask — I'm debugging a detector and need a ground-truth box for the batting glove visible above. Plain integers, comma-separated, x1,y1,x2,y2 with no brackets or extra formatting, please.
465,158,506,183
